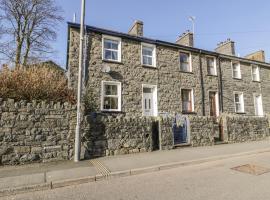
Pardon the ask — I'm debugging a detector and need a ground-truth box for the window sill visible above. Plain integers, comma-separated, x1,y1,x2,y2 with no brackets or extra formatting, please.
180,71,193,74
101,110,125,114
142,65,157,69
232,77,242,80
182,111,197,115
102,59,123,65
235,112,246,114
252,80,261,83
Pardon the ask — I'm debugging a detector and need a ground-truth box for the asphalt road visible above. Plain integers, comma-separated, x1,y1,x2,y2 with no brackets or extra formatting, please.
4,151,270,200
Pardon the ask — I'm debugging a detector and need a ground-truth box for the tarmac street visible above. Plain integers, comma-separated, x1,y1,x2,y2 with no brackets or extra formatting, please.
3,150,270,200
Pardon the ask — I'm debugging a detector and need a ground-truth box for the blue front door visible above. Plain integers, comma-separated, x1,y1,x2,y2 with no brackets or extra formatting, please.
173,117,188,145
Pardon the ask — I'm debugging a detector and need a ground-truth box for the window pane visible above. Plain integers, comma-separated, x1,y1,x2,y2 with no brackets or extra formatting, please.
180,63,189,72
112,51,118,60
142,47,153,56
103,97,118,110
105,84,118,95
104,39,118,50
111,42,118,50
104,40,112,49
180,53,189,63
207,57,214,67
143,87,152,93
235,103,241,112
183,102,191,112
143,56,153,66
208,65,215,75
105,50,112,60
182,90,191,101
235,94,239,102
182,89,192,112
233,70,238,78
147,57,152,65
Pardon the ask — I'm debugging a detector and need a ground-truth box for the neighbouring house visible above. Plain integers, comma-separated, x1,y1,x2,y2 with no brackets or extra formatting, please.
31,60,66,74
67,20,270,118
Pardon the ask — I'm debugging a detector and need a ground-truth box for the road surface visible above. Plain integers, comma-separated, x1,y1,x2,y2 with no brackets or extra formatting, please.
4,151,270,200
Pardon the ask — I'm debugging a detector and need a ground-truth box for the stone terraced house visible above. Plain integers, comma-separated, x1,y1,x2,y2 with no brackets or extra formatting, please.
67,20,270,118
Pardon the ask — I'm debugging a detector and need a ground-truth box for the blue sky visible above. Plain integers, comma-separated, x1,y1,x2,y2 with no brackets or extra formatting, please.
54,0,270,67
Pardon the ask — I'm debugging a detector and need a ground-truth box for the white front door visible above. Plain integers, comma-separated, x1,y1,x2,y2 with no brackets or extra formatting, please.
254,94,263,116
142,86,157,116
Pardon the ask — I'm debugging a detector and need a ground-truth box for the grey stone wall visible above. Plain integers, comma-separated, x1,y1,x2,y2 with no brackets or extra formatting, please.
189,116,217,146
225,115,270,143
0,99,76,165
159,117,174,150
82,115,155,157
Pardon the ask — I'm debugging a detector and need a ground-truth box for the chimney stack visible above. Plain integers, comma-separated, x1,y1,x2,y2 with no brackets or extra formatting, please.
215,39,235,55
128,20,143,37
245,50,265,62
176,30,194,47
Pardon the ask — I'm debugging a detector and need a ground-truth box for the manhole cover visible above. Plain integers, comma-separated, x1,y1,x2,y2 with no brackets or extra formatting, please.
231,164,270,176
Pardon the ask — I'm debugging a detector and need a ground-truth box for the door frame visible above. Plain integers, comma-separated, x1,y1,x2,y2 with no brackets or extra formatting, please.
253,93,264,116
208,90,220,117
142,84,158,117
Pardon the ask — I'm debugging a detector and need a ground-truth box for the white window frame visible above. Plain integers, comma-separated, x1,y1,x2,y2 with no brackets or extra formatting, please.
233,92,245,113
101,81,122,112
141,43,156,67
181,88,195,113
231,61,241,79
141,84,158,117
206,56,217,76
253,93,264,116
102,35,122,62
180,51,192,72
251,65,260,82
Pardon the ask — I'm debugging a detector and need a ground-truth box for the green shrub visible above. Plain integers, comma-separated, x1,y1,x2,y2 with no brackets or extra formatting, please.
0,66,75,103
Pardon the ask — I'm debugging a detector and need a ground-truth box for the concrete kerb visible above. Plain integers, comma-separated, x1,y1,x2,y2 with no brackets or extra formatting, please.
0,183,51,198
2,147,270,197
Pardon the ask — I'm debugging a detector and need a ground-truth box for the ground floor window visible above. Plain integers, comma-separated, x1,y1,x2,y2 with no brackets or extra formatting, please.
181,89,194,112
234,92,244,113
101,81,121,111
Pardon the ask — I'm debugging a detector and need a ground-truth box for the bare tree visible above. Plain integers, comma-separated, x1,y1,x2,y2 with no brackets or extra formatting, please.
0,0,63,68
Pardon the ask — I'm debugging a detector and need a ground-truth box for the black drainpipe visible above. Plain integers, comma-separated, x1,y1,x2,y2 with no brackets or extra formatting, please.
199,50,206,116
218,56,224,113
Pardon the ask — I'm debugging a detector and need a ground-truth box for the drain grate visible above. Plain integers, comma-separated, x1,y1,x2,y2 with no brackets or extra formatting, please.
231,164,270,176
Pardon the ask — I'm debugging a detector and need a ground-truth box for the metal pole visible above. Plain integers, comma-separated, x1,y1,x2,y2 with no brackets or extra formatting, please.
74,0,85,162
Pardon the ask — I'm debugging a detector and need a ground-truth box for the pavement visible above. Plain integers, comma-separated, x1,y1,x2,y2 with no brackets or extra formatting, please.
0,139,270,197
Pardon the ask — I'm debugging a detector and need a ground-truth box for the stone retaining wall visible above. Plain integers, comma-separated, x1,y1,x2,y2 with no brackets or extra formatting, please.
82,115,155,158
0,99,76,165
189,116,217,146
1,99,270,165
225,115,270,143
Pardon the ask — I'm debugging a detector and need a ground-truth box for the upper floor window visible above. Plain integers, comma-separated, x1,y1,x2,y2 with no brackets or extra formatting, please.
181,89,194,113
102,35,121,62
101,81,121,111
180,52,192,72
234,92,244,113
141,43,156,67
251,65,260,81
207,56,217,76
232,62,241,79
